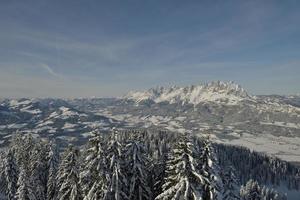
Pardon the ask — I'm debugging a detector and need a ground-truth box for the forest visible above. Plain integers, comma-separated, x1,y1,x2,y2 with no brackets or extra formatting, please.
0,130,299,200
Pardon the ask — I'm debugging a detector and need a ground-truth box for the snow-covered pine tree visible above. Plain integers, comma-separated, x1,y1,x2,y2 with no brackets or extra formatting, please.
105,132,128,200
198,137,223,200
57,146,82,200
124,140,152,200
155,135,206,200
240,179,288,200
0,152,6,198
7,134,40,200
3,150,18,200
240,179,262,200
11,134,35,173
16,167,32,200
259,185,287,200
215,143,300,191
46,141,60,200
152,151,167,198
80,131,108,200
29,141,48,200
261,186,270,200
269,189,287,200
221,165,240,200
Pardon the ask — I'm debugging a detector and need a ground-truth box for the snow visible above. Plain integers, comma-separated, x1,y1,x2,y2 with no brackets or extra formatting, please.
175,116,186,121
165,126,186,134
36,120,54,127
57,136,77,142
104,113,133,121
213,132,300,162
125,91,153,103
59,107,79,118
47,107,81,120
260,121,300,129
82,121,108,129
125,81,250,105
9,99,32,108
48,129,56,133
7,123,27,129
168,120,182,127
62,122,77,129
48,111,59,118
81,132,95,138
21,108,42,114
257,101,300,114
165,120,186,133
32,126,56,133
19,104,42,114
142,115,171,125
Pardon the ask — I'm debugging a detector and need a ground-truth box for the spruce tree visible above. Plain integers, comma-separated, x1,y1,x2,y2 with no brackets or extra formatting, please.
11,134,34,173
3,150,18,200
57,146,82,200
29,142,48,200
106,133,128,200
16,167,31,200
240,179,261,200
46,141,59,200
124,140,152,200
0,152,6,197
198,137,222,200
152,153,167,198
221,165,240,200
155,135,206,200
80,131,107,200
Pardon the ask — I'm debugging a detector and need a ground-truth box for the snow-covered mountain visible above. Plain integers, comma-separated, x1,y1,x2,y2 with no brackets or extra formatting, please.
0,98,123,147
69,81,300,164
1,81,300,164
125,81,251,105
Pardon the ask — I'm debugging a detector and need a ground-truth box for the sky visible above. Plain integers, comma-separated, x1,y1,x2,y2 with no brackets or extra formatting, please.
0,0,300,98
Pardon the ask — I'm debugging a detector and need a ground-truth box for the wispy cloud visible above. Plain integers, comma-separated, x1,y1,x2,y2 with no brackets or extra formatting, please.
41,63,63,79
0,0,299,97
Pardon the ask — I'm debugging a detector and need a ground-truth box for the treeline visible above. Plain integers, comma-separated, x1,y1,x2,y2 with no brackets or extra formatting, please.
216,144,300,190
0,130,296,200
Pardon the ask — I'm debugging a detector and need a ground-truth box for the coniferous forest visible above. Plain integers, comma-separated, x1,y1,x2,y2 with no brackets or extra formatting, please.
1,0,300,199
0,130,299,200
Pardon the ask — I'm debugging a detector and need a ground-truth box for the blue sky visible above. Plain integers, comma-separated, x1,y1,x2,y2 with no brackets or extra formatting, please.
0,0,299,98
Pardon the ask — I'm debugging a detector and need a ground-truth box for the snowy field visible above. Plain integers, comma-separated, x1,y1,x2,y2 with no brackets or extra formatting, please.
213,132,300,163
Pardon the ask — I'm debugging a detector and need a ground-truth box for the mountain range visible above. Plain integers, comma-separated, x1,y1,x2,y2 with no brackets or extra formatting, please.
1,81,300,164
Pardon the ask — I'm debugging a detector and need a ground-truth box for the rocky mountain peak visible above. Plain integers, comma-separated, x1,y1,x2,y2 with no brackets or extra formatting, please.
125,81,251,105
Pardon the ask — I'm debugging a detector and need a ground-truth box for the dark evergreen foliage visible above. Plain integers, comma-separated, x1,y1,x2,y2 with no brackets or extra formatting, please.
0,130,297,200
56,146,82,200
216,143,300,190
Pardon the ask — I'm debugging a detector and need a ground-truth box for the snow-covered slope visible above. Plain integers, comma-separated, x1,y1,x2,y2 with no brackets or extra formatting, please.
68,81,300,163
1,81,300,164
0,98,123,147
125,81,251,105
